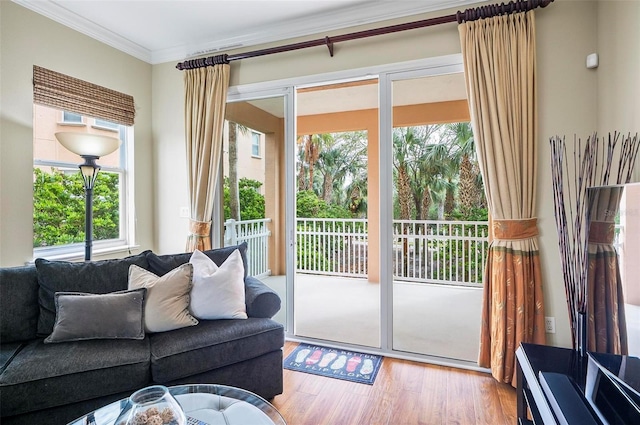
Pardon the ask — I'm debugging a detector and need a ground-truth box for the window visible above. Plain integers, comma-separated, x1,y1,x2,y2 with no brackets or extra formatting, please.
32,66,136,259
62,111,83,124
33,105,133,258
251,132,261,157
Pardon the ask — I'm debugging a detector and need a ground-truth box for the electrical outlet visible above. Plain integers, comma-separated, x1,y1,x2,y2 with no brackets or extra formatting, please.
545,317,556,334
179,206,189,218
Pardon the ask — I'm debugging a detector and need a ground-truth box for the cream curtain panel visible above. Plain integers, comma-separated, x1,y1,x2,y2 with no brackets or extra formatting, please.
184,64,230,251
459,10,546,385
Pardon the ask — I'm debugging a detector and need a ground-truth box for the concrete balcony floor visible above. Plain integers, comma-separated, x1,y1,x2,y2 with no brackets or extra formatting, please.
261,274,483,363
262,275,640,361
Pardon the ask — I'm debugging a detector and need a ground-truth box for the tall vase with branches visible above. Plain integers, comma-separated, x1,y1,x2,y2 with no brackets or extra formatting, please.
550,132,639,354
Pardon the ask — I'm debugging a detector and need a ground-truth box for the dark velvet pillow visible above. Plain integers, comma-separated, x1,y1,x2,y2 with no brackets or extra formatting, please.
146,242,249,277
44,288,146,343
35,251,151,337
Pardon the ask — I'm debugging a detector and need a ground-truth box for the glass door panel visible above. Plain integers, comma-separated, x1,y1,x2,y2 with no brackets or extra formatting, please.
389,73,484,362
294,80,380,348
224,97,287,327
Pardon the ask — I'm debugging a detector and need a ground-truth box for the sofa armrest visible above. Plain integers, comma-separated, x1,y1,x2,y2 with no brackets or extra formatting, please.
244,276,281,319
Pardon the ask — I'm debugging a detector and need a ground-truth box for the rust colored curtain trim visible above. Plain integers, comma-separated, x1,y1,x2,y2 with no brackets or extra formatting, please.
492,218,539,240
489,245,541,256
586,251,628,354
189,220,211,237
33,66,135,126
588,221,616,244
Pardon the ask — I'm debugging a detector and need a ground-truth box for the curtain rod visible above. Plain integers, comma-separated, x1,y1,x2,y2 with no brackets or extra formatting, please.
176,0,554,70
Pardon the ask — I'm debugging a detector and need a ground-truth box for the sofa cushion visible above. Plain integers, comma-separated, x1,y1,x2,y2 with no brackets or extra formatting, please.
0,338,150,417
244,276,281,319
147,242,249,278
189,249,247,320
148,318,284,383
0,265,39,343
128,264,198,333
44,289,147,343
0,343,24,375
35,251,150,337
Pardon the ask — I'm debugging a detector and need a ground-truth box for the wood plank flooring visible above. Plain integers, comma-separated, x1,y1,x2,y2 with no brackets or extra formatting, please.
271,341,516,425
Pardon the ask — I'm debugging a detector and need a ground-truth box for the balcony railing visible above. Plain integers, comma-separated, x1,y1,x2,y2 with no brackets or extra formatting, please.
296,218,489,287
225,217,490,286
224,218,272,277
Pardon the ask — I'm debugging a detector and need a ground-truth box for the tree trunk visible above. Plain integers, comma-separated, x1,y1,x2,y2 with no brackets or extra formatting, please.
322,173,333,203
397,164,412,276
229,122,240,220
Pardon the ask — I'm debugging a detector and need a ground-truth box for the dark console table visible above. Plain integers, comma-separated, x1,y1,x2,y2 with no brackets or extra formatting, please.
515,343,640,425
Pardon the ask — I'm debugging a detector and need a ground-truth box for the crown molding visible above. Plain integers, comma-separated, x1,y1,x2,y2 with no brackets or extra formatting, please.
154,0,481,64
14,0,153,62
15,0,481,65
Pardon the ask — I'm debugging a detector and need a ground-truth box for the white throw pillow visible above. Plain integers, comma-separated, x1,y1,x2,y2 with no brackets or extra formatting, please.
128,263,198,332
189,249,248,320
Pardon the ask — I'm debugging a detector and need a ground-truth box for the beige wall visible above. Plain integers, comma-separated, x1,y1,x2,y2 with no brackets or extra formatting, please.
2,0,637,350
0,2,154,265
597,0,640,134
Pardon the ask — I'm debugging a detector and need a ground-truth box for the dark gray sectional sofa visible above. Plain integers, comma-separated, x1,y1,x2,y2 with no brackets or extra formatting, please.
0,243,284,425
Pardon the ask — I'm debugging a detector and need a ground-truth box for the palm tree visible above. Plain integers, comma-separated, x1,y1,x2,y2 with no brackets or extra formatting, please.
445,122,483,216
297,133,333,194
228,121,250,220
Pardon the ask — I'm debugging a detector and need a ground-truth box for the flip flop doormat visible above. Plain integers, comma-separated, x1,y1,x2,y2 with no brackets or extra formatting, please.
284,343,383,385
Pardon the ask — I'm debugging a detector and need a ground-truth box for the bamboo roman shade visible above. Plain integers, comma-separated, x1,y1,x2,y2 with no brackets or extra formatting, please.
33,65,135,126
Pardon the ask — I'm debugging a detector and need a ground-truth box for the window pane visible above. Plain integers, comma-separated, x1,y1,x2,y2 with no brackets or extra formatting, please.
33,168,120,247
252,132,260,156
63,111,82,123
33,104,128,252
34,105,122,168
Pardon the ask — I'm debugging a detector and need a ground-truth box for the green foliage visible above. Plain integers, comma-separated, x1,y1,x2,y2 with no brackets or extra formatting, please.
33,167,120,248
296,190,351,219
447,207,489,222
223,177,265,221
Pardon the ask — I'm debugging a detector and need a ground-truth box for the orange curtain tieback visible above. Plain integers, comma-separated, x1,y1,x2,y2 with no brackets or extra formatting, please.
588,221,615,244
188,220,211,238
492,218,539,240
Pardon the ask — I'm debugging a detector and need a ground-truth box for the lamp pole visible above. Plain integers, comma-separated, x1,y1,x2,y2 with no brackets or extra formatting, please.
78,156,100,261
54,132,121,262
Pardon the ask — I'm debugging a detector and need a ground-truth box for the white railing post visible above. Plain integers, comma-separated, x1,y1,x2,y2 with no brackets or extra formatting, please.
224,218,271,278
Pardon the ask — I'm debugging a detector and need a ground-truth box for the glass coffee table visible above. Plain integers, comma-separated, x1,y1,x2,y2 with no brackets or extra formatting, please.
67,384,286,425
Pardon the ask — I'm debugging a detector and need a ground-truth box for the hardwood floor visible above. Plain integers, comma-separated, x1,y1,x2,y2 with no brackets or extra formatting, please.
271,341,516,425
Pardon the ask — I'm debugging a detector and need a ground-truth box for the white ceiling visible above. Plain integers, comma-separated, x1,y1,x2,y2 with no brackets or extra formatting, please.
15,0,481,64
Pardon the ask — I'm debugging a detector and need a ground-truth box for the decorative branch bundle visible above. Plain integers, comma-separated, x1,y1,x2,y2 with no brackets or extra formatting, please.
549,132,639,349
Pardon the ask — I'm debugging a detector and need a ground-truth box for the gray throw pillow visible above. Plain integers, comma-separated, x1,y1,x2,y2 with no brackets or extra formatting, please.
35,251,151,337
44,288,146,343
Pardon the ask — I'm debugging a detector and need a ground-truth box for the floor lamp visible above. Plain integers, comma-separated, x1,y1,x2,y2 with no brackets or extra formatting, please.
55,132,121,261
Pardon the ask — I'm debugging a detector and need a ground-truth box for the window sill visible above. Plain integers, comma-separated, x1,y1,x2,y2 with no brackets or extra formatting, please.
91,125,119,133
31,244,141,264
57,122,86,127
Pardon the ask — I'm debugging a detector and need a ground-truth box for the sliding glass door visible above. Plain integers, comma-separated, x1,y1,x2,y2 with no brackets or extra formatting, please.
224,95,290,328
224,55,487,366
383,69,484,363
293,79,380,348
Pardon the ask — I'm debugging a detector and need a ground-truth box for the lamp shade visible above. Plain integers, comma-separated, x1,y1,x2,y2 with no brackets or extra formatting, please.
55,132,121,158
